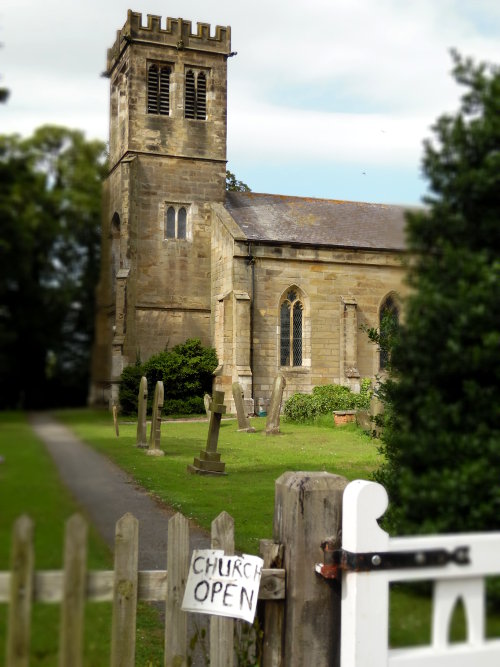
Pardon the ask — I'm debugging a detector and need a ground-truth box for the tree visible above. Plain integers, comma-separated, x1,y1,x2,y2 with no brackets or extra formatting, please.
0,126,106,408
226,169,251,192
373,52,500,536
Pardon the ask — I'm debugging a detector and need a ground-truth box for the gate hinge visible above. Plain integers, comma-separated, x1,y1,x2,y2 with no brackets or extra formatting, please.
315,540,470,581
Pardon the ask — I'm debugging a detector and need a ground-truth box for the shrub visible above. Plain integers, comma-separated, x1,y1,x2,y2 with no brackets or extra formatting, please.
118,362,145,415
164,396,205,416
118,339,218,415
283,379,372,423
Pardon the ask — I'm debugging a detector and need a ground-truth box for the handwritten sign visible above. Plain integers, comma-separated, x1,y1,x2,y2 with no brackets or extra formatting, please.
181,549,263,624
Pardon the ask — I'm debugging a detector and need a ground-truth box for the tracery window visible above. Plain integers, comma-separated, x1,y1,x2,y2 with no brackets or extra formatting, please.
164,205,188,240
280,289,303,366
379,294,399,370
185,69,207,120
147,63,171,115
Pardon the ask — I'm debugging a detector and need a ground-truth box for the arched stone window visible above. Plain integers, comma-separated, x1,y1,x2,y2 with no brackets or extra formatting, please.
280,289,304,366
184,69,207,120
164,204,190,240
110,213,121,285
147,63,171,115
379,294,400,370
177,207,187,239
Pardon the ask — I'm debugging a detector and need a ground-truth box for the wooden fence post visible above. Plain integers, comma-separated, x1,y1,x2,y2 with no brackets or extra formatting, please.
111,513,139,667
6,515,34,667
210,511,235,667
59,514,88,667
274,471,348,667
164,512,189,667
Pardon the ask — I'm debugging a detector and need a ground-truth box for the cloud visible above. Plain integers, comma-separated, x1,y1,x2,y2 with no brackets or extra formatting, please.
1,0,498,203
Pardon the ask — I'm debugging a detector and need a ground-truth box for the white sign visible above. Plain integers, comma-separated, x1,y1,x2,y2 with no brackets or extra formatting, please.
181,549,264,624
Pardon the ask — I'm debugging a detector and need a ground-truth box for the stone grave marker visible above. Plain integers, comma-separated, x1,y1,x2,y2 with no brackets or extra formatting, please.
136,375,148,448
112,405,119,437
188,390,227,475
203,393,211,419
266,375,286,435
232,382,255,433
147,380,165,456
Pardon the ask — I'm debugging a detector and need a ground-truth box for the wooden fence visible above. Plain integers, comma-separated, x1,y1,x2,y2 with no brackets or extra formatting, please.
0,471,348,667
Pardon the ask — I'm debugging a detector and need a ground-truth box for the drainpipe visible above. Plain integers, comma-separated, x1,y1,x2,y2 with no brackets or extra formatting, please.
246,242,255,402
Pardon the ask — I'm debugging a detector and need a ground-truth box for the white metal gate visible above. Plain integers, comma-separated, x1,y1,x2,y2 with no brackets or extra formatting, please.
340,480,500,666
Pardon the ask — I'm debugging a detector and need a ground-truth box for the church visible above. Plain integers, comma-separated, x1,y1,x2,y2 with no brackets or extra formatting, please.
89,11,408,413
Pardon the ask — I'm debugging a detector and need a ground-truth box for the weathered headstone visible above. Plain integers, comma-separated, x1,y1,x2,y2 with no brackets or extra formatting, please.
147,380,165,456
232,382,255,433
188,390,227,475
136,376,148,448
112,405,119,437
203,393,211,419
266,375,286,435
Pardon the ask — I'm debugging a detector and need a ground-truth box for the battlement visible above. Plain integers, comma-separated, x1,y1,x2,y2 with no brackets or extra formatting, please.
106,10,231,74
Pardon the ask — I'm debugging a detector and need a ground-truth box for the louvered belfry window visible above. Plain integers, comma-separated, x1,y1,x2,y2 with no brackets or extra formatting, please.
147,63,170,115
184,69,207,120
280,290,303,366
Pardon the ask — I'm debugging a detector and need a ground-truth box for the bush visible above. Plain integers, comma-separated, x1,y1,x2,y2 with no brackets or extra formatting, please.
119,362,145,415
164,396,205,416
283,379,372,423
118,339,218,415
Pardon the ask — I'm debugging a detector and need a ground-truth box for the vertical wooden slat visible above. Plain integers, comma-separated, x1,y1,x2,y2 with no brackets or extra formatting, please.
59,514,88,667
6,515,34,667
110,513,139,667
259,539,284,667
164,512,189,667
274,472,348,667
210,511,234,667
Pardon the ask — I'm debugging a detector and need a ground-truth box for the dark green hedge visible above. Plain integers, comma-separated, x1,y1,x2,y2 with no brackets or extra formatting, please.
118,339,217,415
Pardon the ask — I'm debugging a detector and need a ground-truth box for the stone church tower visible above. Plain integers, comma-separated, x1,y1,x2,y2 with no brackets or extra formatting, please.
91,11,408,412
90,12,231,405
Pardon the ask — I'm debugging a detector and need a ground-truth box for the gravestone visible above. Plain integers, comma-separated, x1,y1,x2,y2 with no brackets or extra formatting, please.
232,382,255,433
112,405,119,437
203,393,211,419
266,375,286,435
136,376,148,448
188,390,227,475
147,380,165,456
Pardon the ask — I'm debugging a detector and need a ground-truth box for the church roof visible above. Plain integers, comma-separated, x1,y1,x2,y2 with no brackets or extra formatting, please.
224,191,408,251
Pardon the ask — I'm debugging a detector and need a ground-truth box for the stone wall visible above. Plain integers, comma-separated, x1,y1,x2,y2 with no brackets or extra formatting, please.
90,13,229,405
212,229,407,409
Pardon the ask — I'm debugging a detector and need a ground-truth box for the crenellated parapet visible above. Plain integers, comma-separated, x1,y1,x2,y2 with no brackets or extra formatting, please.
106,10,231,74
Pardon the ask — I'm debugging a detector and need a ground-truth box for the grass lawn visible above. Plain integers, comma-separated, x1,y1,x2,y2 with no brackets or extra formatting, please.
54,409,380,555
5,407,498,656
52,409,500,650
0,412,164,666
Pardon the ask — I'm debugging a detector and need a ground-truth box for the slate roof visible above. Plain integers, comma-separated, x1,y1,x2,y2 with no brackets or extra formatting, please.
224,191,409,251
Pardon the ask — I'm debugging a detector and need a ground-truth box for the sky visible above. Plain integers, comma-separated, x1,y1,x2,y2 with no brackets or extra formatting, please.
1,0,500,205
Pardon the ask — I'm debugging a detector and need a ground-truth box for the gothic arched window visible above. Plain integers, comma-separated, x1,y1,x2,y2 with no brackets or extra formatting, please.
379,294,399,370
184,69,207,120
147,63,171,115
164,204,190,240
280,289,303,366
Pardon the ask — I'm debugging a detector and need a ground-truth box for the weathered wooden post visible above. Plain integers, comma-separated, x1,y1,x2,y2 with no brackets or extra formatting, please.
274,471,348,667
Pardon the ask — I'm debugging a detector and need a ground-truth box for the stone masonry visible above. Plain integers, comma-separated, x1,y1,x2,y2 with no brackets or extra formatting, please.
89,11,409,413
